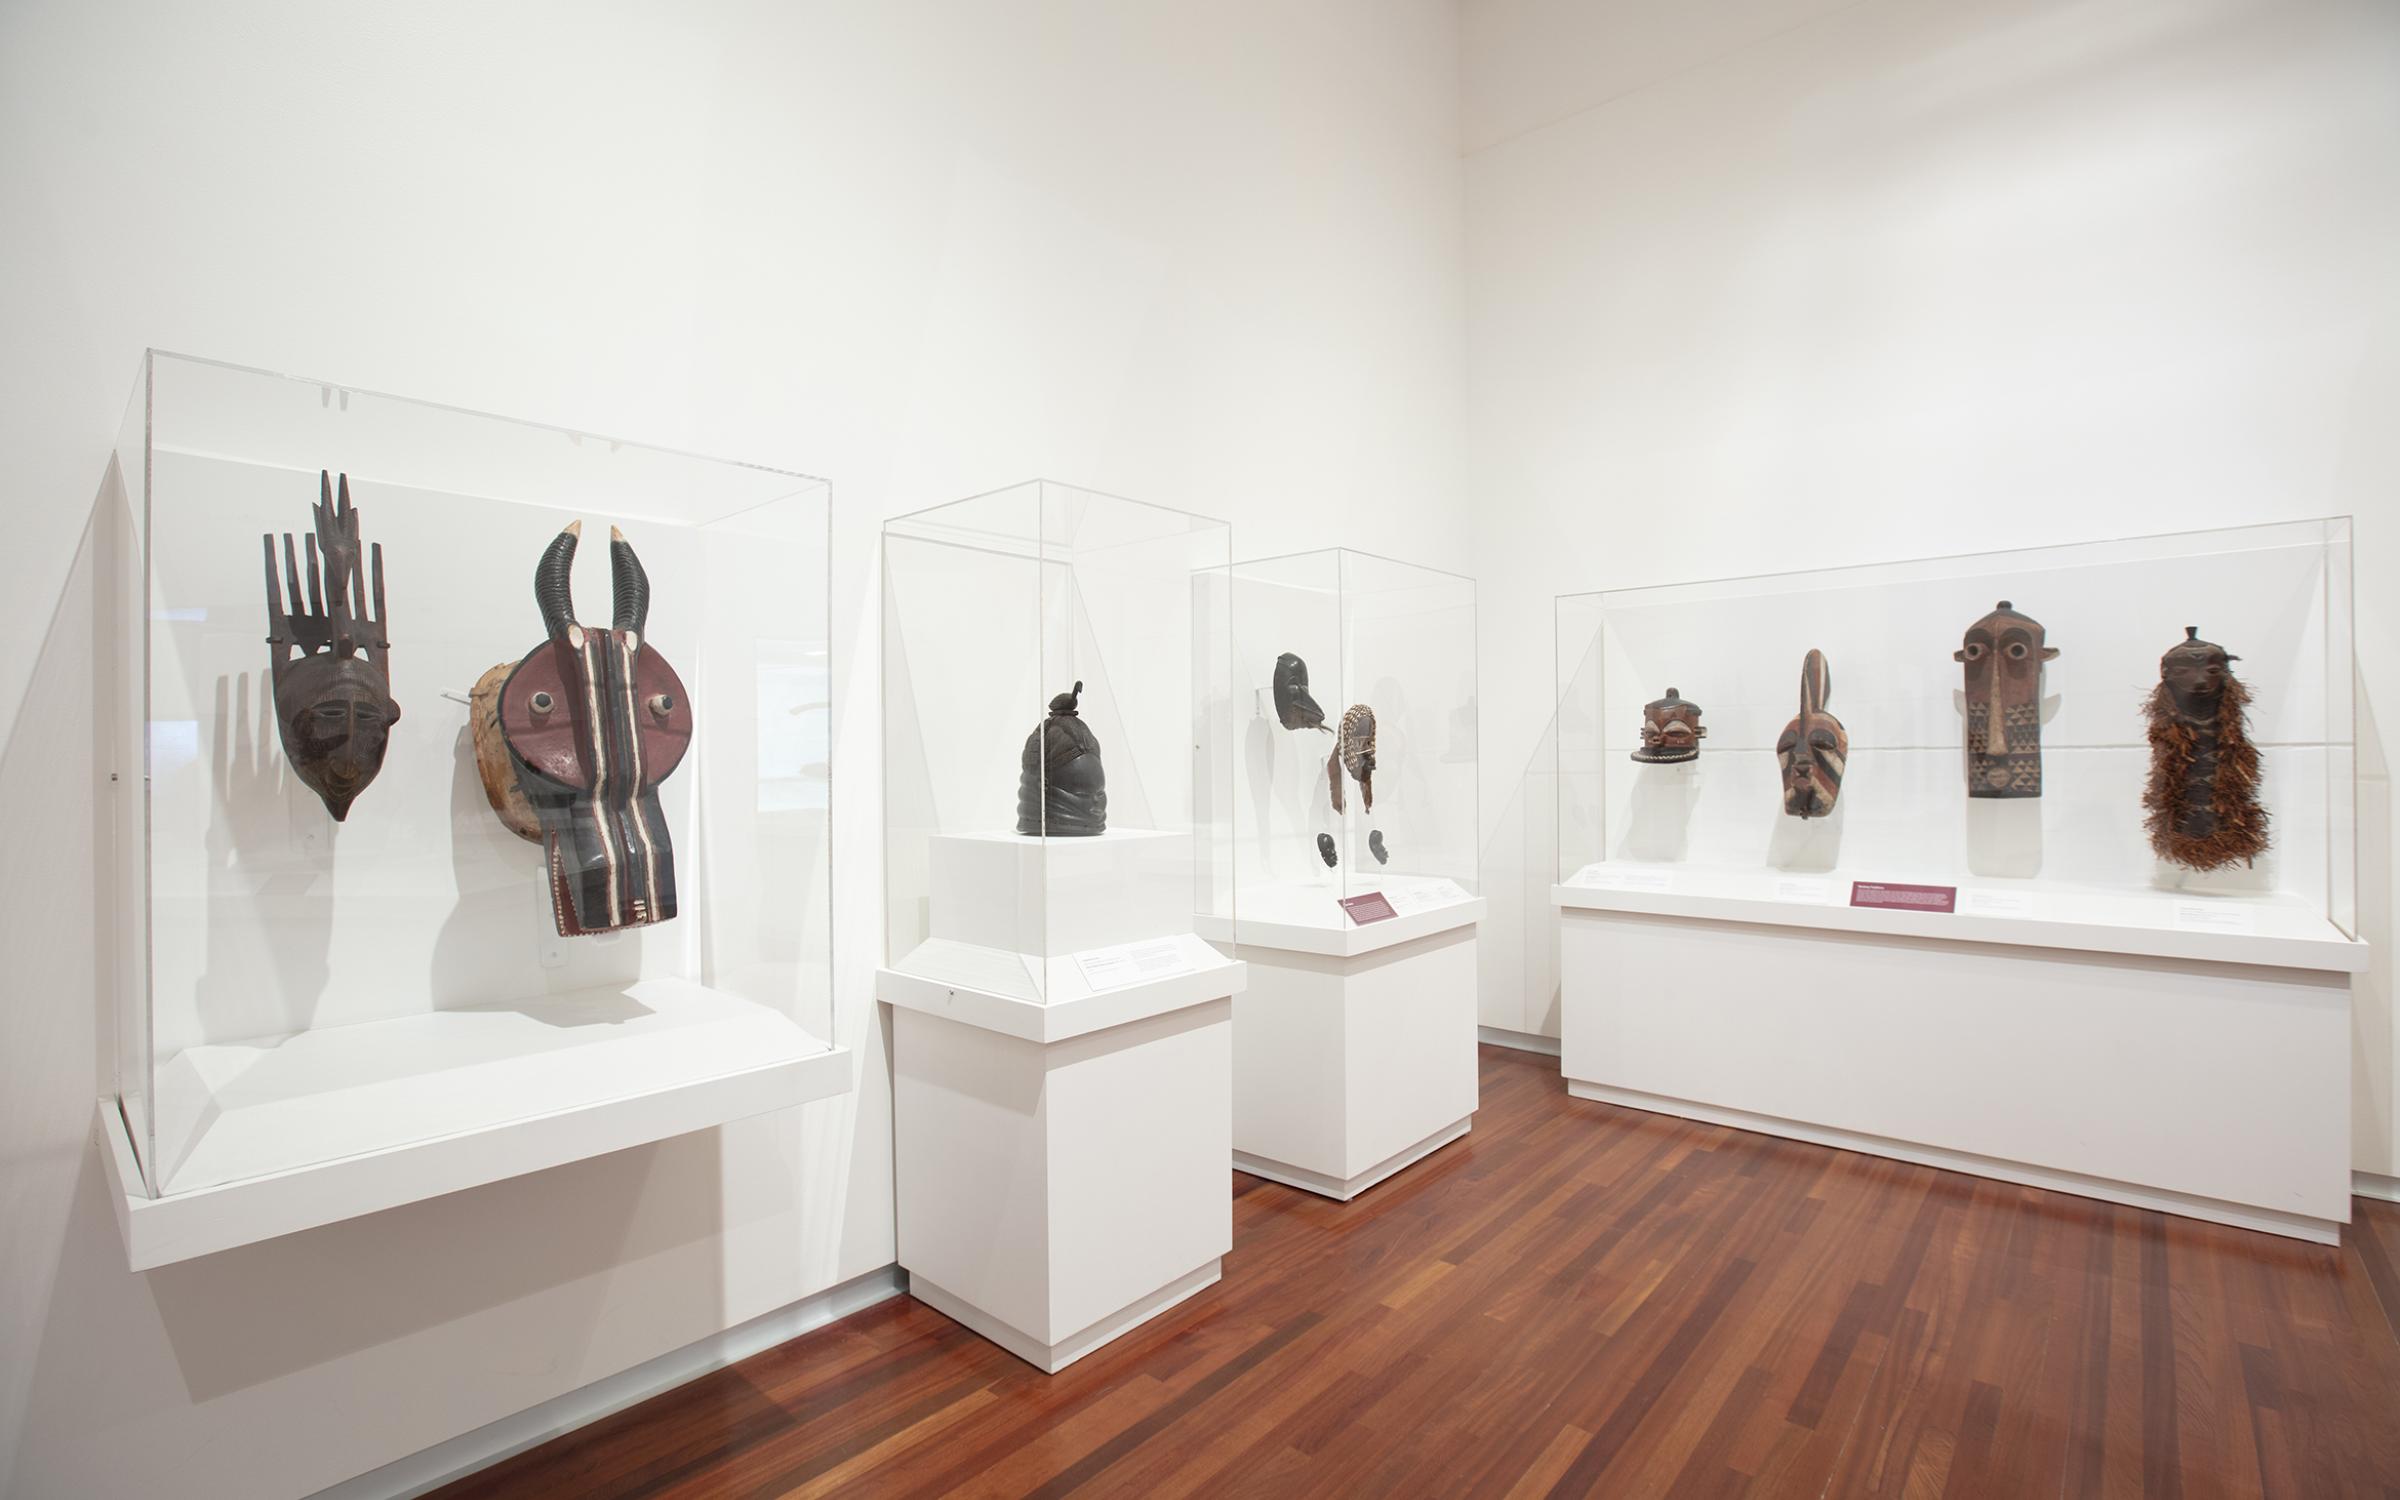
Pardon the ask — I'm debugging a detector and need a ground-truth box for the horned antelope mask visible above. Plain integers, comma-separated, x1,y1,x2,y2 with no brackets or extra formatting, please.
492,522,692,936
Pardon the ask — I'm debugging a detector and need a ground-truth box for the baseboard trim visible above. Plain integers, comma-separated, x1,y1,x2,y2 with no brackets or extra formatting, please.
1478,1025,1561,1058
2357,1171,2400,1204
1234,1116,1473,1202
1565,1079,2344,1246
911,1258,1221,1374
316,1265,905,1500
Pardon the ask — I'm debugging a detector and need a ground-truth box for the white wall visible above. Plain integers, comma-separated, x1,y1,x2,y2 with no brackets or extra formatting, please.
1463,0,2400,1188
0,4,1465,1496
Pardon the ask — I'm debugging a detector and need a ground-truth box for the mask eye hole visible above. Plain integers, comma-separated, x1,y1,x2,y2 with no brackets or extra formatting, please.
1962,642,1985,661
2006,641,2029,660
530,690,555,715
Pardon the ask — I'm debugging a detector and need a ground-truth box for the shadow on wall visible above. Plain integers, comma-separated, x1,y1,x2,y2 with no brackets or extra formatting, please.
0,483,740,1500
1478,705,1561,1041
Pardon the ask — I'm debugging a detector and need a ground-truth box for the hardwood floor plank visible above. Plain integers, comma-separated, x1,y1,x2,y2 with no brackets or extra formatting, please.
433,1046,2400,1500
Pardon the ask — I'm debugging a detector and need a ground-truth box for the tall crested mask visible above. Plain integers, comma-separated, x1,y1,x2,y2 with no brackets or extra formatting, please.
474,522,692,936
1776,649,1846,819
263,471,399,821
1955,600,2058,799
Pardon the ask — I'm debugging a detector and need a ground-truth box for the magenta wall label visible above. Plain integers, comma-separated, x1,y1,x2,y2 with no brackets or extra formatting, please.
1340,892,1399,925
1849,882,1957,914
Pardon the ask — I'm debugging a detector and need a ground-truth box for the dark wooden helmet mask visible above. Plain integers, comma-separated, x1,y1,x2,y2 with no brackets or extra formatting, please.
498,522,692,936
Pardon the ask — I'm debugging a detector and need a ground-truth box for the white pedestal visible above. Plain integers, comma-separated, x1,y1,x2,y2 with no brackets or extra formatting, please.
1222,906,1480,1201
880,957,1244,1372
1554,885,2360,1242
930,828,1190,956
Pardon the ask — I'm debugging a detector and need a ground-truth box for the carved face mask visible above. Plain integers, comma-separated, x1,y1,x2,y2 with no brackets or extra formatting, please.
1272,652,1332,733
264,472,399,821
1776,650,1846,819
493,523,691,936
1329,703,1376,813
1955,600,2058,799
1631,688,1705,764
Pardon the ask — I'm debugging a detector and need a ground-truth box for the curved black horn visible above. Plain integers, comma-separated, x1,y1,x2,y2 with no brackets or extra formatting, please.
609,526,650,636
536,522,581,641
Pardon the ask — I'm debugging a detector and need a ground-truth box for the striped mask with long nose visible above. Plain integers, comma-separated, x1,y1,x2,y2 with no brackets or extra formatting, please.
498,522,693,936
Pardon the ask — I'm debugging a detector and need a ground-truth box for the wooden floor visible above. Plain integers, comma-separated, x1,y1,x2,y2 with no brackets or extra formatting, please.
440,1045,2400,1499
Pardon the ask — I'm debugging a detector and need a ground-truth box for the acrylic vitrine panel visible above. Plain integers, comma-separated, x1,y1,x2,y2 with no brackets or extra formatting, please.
107,351,838,1207
1205,549,1477,946
882,481,1233,1004
1556,519,2356,946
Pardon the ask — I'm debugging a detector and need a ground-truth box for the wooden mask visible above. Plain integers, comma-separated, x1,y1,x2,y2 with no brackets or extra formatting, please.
1776,650,1846,819
1272,652,1332,733
263,472,398,821
492,522,692,936
1631,687,1705,764
2141,627,2267,870
1955,600,2057,798
1329,703,1376,813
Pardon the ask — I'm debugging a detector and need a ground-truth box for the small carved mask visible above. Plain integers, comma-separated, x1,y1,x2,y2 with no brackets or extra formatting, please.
1954,600,2058,799
2159,627,2235,718
1631,688,1705,764
264,472,399,821
1776,650,1846,819
1329,703,1376,813
493,523,692,936
1272,652,1331,733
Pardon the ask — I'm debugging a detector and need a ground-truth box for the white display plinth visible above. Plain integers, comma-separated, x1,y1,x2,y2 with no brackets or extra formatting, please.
1222,906,1479,1200
880,957,1246,1372
930,828,1191,957
97,979,847,1269
1554,887,2356,1242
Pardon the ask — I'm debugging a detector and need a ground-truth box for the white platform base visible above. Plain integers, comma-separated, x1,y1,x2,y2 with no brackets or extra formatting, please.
1571,1082,2340,1244
930,827,1190,956
99,979,848,1269
911,1259,1223,1375
1225,926,1478,1200
1200,879,1483,957
1235,1117,1471,1201
885,964,1237,1374
1558,905,2352,1243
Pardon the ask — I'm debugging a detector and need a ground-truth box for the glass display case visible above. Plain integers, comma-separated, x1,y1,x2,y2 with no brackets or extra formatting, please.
881,480,1234,1003
1204,548,1477,947
100,351,842,1264
1555,518,2356,948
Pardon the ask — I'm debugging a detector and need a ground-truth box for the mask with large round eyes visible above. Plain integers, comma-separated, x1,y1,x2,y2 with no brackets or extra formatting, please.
1954,600,2058,799
1632,688,1707,764
1778,649,1847,820
478,521,693,937
264,471,401,822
